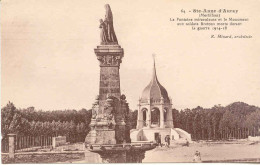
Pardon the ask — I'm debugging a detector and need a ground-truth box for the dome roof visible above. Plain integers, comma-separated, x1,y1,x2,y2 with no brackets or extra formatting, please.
140,59,170,103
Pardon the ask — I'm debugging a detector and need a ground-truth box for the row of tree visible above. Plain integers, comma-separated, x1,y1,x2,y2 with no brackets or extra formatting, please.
18,106,92,125
1,102,92,142
1,101,138,142
172,102,260,140
1,101,260,142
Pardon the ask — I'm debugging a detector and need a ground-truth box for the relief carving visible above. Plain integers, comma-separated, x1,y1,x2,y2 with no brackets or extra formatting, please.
97,55,122,66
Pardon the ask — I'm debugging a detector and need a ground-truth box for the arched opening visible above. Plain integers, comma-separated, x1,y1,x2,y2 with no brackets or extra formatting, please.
141,108,148,127
164,109,167,122
151,108,160,127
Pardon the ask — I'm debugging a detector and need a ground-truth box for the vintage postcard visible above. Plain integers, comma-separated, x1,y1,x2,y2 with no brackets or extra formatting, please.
1,0,260,163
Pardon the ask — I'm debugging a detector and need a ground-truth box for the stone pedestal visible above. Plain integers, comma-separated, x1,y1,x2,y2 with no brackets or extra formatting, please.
99,150,145,163
94,44,124,116
85,130,97,144
86,44,130,145
8,134,16,159
96,129,116,144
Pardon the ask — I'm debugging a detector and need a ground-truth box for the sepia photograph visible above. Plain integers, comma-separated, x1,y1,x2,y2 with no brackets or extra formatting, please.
1,0,260,163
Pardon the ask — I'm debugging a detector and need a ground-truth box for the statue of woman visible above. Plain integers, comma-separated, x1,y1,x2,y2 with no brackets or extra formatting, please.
104,4,118,43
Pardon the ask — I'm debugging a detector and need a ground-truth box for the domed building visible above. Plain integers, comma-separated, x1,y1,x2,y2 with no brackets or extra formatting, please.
130,58,191,143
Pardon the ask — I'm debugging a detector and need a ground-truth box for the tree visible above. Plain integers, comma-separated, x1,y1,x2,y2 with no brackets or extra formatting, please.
129,110,138,129
245,110,260,129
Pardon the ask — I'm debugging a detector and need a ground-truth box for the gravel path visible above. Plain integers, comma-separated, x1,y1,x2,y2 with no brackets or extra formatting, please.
143,141,260,163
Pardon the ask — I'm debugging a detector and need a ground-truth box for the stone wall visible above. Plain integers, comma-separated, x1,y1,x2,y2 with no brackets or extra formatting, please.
130,128,192,143
248,136,260,141
1,153,84,164
52,136,66,148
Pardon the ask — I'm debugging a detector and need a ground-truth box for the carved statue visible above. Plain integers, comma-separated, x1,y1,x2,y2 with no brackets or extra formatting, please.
104,4,118,43
99,19,109,43
99,4,118,44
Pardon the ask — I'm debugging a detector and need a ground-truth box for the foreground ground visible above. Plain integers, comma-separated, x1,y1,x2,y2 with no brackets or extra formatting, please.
1,153,85,164
2,140,260,163
143,141,260,163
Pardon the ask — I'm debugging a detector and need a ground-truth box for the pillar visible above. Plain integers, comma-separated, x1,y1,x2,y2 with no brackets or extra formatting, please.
166,104,173,128
160,98,165,128
160,108,164,128
8,134,16,159
137,106,143,129
147,108,151,128
167,108,173,128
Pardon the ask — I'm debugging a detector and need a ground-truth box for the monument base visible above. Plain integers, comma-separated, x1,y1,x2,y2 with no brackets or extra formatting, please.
96,129,116,144
84,150,102,163
86,142,156,163
85,129,116,145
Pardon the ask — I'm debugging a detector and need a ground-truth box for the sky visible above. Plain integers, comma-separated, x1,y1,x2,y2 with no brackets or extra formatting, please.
1,0,260,111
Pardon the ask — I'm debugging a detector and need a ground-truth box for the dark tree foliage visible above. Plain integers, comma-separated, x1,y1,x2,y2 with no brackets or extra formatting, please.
129,110,138,129
172,102,260,140
1,102,92,142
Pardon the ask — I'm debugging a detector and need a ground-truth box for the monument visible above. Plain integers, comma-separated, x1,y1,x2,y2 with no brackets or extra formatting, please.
130,58,192,143
85,4,155,163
